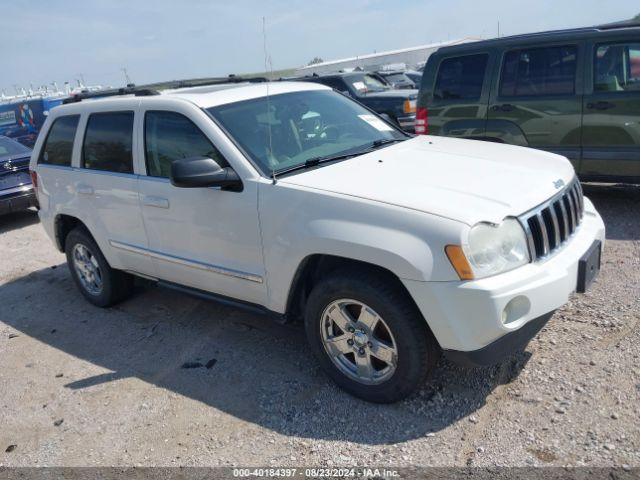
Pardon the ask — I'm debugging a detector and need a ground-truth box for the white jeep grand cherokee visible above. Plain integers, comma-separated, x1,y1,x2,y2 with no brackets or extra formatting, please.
30,79,605,403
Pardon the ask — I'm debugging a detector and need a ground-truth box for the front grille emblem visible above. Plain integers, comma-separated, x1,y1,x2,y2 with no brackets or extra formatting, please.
553,178,565,189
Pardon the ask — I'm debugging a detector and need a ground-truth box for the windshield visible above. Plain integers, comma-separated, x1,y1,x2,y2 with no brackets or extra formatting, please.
207,90,405,175
0,136,31,158
348,74,389,94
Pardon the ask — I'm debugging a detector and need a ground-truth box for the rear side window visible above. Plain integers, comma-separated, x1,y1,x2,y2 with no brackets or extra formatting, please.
39,115,79,166
82,112,134,173
434,54,488,100
595,42,640,92
144,111,226,178
500,45,577,97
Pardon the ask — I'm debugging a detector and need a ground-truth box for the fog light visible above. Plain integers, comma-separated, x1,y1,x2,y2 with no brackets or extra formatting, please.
501,296,531,325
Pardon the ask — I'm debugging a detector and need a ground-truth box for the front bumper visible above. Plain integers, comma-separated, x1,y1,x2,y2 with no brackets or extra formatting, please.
402,197,605,362
0,185,36,215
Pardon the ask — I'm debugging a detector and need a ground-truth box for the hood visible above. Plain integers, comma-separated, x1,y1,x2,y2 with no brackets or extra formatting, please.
361,89,418,100
280,136,576,226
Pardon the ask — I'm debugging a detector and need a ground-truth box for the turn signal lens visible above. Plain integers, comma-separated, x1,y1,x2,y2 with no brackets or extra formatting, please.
445,245,475,281
403,99,416,114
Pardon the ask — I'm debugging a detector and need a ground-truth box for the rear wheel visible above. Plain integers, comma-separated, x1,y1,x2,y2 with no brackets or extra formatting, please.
65,228,134,307
305,269,439,403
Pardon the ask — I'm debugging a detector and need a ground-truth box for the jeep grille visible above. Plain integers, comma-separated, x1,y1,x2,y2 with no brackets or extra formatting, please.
519,178,584,261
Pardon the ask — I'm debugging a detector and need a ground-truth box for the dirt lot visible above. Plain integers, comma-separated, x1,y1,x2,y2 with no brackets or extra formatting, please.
0,184,638,468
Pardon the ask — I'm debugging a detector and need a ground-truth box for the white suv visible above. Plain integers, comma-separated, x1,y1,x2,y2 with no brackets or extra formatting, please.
30,78,605,403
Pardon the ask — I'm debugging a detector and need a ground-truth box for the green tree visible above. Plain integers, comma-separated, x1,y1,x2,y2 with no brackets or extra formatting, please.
307,57,324,66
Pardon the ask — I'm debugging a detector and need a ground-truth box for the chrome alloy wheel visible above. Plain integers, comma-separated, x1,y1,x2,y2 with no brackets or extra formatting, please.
72,243,103,295
320,299,398,385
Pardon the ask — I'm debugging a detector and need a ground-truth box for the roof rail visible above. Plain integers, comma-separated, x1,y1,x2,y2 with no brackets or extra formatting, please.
597,19,640,30
63,75,269,104
63,86,159,104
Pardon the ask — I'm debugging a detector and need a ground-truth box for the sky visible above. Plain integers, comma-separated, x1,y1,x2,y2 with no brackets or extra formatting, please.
1,0,638,93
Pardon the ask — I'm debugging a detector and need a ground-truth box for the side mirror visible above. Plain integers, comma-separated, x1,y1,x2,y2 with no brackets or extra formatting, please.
170,156,242,191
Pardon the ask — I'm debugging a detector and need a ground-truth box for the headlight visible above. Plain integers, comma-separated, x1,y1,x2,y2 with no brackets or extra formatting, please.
463,218,530,279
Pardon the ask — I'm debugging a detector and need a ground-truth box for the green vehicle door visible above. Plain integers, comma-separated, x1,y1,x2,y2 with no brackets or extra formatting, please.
581,38,640,181
486,43,584,172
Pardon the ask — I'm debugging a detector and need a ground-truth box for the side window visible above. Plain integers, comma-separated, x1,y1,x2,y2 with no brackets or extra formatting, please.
500,45,577,97
144,111,227,178
595,42,640,92
434,54,488,100
38,115,80,166
82,112,134,173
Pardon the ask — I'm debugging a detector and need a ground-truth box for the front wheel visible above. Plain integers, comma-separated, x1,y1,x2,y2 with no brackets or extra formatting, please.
305,269,439,403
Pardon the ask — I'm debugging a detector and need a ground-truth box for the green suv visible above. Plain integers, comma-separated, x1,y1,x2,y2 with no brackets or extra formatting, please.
416,20,640,183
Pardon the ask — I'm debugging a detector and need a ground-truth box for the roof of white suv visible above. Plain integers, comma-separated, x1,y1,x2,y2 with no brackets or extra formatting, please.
162,81,330,108
56,81,330,113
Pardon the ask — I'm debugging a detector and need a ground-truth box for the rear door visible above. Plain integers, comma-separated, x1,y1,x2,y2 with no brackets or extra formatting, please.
487,43,584,171
426,52,492,138
75,107,155,277
581,36,640,181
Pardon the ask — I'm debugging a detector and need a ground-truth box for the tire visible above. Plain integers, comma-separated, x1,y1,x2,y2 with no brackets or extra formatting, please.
65,227,134,307
305,268,439,403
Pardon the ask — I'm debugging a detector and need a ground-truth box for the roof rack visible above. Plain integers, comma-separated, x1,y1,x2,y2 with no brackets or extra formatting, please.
597,19,640,30
63,75,268,104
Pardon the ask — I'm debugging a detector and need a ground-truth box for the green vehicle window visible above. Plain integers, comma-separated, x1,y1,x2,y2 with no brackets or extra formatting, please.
434,54,488,100
595,43,640,92
500,46,577,97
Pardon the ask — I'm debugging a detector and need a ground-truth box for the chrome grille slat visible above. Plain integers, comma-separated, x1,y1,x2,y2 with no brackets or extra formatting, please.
558,200,569,241
536,212,550,256
518,178,584,261
548,205,561,249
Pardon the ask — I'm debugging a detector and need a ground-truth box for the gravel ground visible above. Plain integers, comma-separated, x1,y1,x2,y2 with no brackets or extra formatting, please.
0,183,638,468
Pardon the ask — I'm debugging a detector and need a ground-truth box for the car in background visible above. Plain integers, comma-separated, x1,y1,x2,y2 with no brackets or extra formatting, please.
404,70,423,86
375,70,416,90
295,72,418,132
0,135,36,215
416,20,640,183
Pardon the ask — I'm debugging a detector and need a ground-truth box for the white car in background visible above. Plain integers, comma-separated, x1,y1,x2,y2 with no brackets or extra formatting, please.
30,78,605,403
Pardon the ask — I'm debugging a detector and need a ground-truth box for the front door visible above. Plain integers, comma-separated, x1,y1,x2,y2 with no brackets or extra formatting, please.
136,107,266,306
487,44,583,171
581,39,640,181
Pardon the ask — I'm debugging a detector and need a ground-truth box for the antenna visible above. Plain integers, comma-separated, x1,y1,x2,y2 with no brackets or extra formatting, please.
121,67,132,86
263,16,276,184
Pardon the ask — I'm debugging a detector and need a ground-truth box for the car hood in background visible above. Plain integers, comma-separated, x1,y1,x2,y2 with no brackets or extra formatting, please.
280,136,576,226
359,89,418,100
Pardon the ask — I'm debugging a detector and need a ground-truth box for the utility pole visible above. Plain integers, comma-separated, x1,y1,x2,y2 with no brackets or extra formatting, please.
498,20,501,38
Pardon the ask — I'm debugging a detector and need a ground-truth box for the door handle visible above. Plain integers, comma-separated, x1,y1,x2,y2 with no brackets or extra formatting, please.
142,195,170,209
491,104,514,112
587,101,615,111
76,184,94,195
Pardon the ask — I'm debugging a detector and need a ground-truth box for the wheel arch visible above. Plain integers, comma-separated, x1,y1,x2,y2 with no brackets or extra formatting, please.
284,254,427,328
54,214,93,252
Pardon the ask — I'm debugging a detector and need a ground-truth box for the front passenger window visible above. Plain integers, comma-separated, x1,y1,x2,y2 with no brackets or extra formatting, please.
595,43,640,92
144,111,227,178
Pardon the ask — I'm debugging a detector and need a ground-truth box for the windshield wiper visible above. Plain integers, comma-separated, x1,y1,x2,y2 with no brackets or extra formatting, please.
371,138,406,149
274,151,363,177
